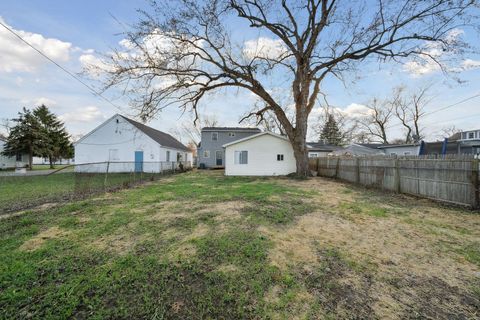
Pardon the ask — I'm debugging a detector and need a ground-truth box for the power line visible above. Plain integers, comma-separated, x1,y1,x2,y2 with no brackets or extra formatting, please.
0,20,123,111
387,91,480,130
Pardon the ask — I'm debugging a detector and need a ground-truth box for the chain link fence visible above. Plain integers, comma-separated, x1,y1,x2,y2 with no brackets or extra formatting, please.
0,161,191,214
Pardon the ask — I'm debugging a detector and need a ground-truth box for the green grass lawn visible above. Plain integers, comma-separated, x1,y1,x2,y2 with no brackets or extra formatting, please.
31,164,70,171
0,171,479,319
0,171,162,213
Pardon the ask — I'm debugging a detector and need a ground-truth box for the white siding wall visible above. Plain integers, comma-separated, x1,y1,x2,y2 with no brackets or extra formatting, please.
381,145,420,156
225,134,296,176
308,151,331,158
0,140,29,169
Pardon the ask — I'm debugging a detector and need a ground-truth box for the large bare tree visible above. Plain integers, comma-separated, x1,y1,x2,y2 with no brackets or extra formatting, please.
358,98,394,144
91,0,478,175
392,85,431,143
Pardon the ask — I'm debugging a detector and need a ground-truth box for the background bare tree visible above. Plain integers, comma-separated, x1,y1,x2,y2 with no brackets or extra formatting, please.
358,98,394,144
436,125,461,141
91,0,478,175
392,85,431,143
170,114,219,146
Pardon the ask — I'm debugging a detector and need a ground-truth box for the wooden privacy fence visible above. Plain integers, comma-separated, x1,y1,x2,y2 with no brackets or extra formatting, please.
309,156,480,209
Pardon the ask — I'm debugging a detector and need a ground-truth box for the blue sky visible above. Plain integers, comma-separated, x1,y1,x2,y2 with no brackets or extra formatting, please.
0,0,479,142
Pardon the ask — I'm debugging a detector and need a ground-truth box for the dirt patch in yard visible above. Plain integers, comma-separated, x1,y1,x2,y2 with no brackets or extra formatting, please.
20,226,70,251
264,176,480,318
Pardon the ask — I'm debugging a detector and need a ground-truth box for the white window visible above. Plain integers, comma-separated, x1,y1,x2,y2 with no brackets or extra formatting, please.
468,132,475,139
108,149,119,161
404,152,411,155
211,132,218,141
277,154,284,161
390,152,397,156
309,153,318,158
228,132,235,137
203,150,210,158
166,150,170,162
16,154,22,162
234,151,248,164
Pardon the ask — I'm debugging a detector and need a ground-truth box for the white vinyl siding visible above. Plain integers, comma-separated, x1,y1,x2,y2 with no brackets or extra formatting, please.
109,149,119,160
225,133,296,176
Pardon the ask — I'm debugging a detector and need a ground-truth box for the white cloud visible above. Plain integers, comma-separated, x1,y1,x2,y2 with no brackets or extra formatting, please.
461,59,480,70
79,54,114,76
243,37,288,60
340,103,371,118
403,28,464,77
59,106,105,123
0,17,72,73
33,97,57,107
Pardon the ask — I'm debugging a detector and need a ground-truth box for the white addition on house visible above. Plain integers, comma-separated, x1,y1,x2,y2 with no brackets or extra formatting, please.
74,114,192,172
223,132,296,176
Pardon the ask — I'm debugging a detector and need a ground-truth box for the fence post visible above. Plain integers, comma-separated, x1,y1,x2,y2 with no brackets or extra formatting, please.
394,158,401,193
316,157,320,174
104,161,110,192
356,158,360,184
472,159,479,209
334,157,340,179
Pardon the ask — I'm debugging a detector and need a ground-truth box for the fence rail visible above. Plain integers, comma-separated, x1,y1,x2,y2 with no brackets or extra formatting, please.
309,156,480,209
0,161,191,214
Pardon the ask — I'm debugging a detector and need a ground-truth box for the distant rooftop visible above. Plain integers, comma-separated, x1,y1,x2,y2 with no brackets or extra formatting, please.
201,127,261,132
357,143,389,149
307,141,342,151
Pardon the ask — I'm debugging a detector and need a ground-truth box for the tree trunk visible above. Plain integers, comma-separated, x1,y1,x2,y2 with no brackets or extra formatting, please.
290,121,310,176
292,143,309,176
28,152,33,170
49,156,54,169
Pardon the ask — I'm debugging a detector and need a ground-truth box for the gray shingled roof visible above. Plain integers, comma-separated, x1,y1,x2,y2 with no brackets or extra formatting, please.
121,116,190,152
201,127,261,132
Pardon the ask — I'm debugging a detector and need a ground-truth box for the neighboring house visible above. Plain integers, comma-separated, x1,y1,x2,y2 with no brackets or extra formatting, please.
33,157,73,165
306,141,342,157
197,127,261,168
458,129,480,155
377,143,421,156
0,136,29,169
74,114,192,173
333,143,385,156
223,132,296,176
420,129,480,157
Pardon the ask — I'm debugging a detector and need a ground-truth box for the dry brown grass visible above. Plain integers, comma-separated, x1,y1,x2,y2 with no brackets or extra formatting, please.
261,176,480,318
20,226,70,251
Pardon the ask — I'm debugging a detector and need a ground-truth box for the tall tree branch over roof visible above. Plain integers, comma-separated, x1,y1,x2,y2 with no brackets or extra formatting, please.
89,0,479,175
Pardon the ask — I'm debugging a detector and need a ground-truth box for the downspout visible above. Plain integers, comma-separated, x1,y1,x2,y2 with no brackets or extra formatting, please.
419,140,425,156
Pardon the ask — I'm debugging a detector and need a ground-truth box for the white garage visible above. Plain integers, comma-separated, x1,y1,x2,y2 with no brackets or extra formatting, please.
74,114,192,172
223,132,296,176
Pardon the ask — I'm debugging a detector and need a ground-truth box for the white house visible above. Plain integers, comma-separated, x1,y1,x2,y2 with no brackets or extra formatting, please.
0,137,29,169
223,132,296,176
377,143,421,156
74,114,192,173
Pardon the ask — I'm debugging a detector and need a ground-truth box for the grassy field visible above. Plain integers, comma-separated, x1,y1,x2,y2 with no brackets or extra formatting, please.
0,171,479,319
0,171,160,213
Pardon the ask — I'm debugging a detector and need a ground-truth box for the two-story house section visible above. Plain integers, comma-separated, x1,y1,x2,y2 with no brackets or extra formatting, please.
459,129,480,155
197,127,261,168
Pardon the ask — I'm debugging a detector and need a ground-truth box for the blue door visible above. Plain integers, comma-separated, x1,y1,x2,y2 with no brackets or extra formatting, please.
135,151,143,172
